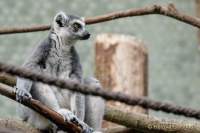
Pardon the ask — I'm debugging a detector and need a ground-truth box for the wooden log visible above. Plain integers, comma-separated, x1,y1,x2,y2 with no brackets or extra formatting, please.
95,33,148,127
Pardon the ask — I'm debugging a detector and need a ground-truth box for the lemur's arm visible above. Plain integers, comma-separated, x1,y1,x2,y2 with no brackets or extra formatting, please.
16,38,52,102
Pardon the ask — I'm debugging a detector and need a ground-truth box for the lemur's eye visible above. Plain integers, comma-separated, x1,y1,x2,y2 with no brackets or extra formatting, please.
72,22,82,32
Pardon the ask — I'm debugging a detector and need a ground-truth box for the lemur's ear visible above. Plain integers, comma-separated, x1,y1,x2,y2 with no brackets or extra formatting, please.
55,11,68,27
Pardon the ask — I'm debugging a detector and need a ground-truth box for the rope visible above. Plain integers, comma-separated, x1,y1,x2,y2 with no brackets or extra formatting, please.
0,62,199,119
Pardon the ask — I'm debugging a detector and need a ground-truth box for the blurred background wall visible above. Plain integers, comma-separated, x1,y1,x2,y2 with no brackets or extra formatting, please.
0,0,199,120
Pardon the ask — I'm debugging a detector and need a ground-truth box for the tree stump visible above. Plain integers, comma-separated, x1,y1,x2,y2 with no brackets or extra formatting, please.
95,34,148,127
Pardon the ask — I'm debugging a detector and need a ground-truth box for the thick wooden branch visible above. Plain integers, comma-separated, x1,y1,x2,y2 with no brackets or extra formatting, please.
0,83,81,133
0,4,199,35
105,107,200,133
1,83,200,133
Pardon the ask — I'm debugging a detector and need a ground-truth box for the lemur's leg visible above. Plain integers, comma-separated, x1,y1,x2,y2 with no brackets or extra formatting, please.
85,96,105,131
84,77,105,131
32,83,60,110
68,74,86,121
29,83,79,133
70,92,86,121
31,83,81,131
61,89,92,132
26,83,60,130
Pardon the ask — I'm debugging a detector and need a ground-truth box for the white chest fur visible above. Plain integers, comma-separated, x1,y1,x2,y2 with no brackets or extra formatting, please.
44,33,73,79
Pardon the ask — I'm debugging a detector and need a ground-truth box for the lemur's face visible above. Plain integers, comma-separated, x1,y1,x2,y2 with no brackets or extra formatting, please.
53,12,90,42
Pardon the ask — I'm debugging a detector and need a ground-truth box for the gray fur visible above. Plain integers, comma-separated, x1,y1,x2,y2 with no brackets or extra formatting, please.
84,78,105,131
16,11,104,133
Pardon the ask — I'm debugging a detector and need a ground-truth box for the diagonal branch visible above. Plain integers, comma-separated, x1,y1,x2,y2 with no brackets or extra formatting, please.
0,62,200,120
0,4,199,35
1,82,200,133
86,3,200,27
0,83,82,133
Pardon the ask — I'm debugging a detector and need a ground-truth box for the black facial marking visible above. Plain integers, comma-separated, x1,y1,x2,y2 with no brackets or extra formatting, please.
72,22,82,32
56,14,65,27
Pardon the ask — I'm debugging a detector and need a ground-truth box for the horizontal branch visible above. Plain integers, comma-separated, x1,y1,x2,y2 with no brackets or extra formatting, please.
0,62,200,120
0,83,81,133
86,3,200,28
0,3,199,35
105,107,200,133
0,25,50,35
1,83,200,133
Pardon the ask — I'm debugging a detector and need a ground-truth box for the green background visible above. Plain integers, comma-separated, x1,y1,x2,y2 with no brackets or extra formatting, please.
0,0,199,121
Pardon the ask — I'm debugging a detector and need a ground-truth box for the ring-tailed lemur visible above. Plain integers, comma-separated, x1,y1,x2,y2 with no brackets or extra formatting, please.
15,11,105,133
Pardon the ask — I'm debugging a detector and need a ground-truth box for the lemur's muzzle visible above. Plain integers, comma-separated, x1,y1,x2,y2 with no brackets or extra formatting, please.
80,31,90,40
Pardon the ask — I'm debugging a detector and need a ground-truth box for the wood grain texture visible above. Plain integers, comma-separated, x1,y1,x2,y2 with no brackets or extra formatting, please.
95,34,148,127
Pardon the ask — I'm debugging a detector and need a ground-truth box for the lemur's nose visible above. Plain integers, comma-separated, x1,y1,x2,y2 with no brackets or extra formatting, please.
81,31,90,40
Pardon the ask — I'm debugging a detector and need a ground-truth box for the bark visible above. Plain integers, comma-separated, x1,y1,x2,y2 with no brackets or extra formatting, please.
95,34,148,128
95,33,148,113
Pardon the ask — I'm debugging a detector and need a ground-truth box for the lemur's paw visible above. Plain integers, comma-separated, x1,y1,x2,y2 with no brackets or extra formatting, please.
57,109,94,133
57,108,83,128
81,126,94,133
15,87,32,103
58,109,75,122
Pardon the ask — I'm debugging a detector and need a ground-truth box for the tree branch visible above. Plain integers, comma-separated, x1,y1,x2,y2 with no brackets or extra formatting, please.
0,4,199,35
0,62,200,120
86,3,200,28
0,83,81,133
1,83,200,133
105,107,200,133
